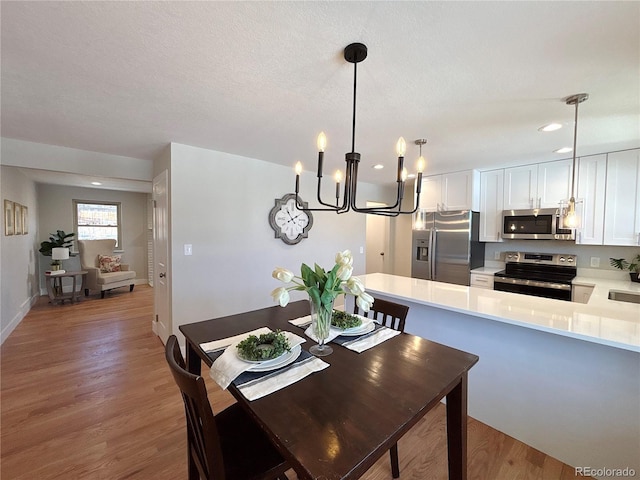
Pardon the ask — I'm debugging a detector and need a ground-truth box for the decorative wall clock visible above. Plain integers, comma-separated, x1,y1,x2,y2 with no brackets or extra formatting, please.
268,193,313,245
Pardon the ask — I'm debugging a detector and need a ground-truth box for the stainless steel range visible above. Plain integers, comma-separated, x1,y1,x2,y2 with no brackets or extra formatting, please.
494,252,577,301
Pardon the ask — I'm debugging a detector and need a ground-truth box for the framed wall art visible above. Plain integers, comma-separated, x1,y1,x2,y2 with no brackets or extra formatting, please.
4,200,14,236
14,203,23,235
22,205,29,234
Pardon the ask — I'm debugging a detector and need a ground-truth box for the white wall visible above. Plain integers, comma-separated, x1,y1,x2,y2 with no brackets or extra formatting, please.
1,138,152,181
36,184,149,292
168,143,389,336
1,166,39,343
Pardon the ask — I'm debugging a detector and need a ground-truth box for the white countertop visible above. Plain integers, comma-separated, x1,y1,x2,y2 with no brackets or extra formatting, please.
360,273,640,352
470,267,503,275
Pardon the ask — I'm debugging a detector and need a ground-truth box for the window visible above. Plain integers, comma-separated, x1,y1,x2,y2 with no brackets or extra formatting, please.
74,200,122,248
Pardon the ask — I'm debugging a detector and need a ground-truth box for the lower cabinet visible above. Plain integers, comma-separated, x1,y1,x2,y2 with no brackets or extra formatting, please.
470,273,494,289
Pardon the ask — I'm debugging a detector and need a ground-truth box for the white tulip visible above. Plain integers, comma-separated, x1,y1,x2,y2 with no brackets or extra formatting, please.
336,264,353,281
335,250,353,266
272,267,294,283
356,294,372,312
270,287,290,307
346,277,364,296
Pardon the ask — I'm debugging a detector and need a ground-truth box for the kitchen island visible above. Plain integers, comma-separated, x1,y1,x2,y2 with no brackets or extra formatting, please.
358,273,640,480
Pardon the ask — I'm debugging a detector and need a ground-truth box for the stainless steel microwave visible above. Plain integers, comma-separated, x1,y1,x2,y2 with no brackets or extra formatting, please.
501,208,575,240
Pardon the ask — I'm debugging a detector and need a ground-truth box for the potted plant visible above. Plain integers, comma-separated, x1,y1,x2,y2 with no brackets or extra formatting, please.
609,254,640,282
39,230,75,270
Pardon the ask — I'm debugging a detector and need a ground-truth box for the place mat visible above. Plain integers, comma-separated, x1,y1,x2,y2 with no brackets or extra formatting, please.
289,315,399,353
208,329,305,390
207,348,329,401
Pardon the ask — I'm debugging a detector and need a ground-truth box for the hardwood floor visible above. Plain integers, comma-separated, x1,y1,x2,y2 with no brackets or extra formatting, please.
1,286,589,479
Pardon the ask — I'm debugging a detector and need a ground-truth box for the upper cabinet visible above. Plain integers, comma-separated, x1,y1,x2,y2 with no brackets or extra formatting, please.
575,154,606,245
419,170,479,212
603,150,640,246
479,169,504,242
503,160,572,210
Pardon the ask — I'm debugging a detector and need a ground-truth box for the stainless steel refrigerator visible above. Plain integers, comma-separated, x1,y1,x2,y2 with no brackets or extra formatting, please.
411,211,485,286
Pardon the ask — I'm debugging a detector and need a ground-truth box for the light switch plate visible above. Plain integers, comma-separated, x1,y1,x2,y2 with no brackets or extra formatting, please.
184,244,193,256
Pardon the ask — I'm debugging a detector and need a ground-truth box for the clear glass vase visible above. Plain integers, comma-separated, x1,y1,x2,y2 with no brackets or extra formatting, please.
308,295,334,356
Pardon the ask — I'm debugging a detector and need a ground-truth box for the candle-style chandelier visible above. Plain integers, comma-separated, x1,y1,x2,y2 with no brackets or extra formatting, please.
294,43,424,216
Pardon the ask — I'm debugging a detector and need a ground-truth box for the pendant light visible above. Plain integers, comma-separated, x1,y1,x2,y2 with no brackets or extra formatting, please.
294,43,423,217
563,93,589,229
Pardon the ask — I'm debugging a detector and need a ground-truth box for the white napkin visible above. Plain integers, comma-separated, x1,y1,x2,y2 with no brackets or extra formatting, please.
238,356,330,401
288,315,312,328
209,329,306,390
341,327,401,353
303,324,342,344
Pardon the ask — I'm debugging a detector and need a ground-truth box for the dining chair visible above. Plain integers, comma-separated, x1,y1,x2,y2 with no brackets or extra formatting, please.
354,296,410,479
165,335,290,480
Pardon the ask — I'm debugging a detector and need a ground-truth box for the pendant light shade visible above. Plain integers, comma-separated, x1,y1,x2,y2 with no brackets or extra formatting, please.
562,93,589,230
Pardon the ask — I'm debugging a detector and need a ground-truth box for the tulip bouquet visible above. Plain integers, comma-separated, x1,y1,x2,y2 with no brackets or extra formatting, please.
271,250,374,355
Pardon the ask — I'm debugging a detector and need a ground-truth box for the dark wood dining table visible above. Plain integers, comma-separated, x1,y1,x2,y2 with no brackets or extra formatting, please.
179,300,479,480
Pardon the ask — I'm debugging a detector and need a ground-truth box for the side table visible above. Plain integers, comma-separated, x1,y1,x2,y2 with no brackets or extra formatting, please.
45,271,88,305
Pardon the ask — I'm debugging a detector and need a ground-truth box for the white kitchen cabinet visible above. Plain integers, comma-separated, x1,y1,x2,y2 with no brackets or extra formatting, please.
604,149,640,246
420,170,479,212
479,169,504,242
470,272,494,289
575,154,606,245
420,175,443,212
503,160,571,210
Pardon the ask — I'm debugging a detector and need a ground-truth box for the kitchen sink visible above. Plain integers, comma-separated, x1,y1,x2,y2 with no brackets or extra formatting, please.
608,290,640,304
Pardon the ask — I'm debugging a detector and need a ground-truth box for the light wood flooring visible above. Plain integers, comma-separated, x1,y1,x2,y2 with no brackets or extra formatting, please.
1,286,590,479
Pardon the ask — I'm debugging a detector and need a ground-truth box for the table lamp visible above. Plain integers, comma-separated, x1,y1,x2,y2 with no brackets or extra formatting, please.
51,247,70,272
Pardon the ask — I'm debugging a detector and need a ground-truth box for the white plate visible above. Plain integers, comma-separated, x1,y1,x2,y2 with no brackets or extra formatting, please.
236,347,289,365
247,345,302,372
335,322,376,337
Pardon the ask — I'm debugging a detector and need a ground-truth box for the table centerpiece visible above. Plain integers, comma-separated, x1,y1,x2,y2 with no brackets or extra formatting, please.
271,250,373,356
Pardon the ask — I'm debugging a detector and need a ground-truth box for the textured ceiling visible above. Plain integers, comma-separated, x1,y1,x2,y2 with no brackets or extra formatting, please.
2,1,639,188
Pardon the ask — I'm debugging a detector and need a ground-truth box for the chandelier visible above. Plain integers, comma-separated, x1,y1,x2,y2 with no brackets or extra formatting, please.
294,43,424,216
562,93,589,229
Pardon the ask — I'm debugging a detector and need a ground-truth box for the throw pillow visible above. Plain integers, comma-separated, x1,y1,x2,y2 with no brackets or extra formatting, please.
99,254,122,273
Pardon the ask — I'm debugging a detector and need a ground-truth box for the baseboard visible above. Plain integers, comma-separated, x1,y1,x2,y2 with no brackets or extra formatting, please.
1,293,39,345
39,278,149,297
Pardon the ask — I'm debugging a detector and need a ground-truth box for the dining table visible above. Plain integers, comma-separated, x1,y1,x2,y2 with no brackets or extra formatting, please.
179,300,479,480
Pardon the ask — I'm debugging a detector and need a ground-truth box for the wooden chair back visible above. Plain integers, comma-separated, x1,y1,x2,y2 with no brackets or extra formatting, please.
165,335,225,480
354,297,409,332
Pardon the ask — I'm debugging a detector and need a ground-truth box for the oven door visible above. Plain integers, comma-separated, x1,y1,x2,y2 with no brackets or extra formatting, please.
493,276,572,301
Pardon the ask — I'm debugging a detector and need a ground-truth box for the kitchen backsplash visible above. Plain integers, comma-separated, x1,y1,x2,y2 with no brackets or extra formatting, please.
484,241,639,271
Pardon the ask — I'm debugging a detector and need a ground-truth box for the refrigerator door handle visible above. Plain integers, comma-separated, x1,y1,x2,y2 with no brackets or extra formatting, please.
431,229,437,280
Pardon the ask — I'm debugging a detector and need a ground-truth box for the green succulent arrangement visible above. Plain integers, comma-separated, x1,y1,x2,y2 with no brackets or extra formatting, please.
609,254,640,273
331,311,363,330
236,331,291,361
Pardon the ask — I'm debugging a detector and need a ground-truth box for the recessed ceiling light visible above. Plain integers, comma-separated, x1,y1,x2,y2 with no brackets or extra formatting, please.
91,181,102,186
538,123,563,132
373,164,384,170
554,147,572,154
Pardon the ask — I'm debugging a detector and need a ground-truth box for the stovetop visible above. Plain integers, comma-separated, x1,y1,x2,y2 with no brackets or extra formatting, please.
495,251,577,285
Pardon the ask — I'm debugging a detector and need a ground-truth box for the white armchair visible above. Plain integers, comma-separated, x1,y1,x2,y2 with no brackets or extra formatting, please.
77,239,136,298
